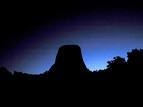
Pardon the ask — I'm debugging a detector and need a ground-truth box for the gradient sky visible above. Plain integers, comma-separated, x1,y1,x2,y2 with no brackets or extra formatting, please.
0,1,143,74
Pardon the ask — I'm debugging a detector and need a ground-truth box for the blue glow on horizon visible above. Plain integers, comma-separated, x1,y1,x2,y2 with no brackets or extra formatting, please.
1,11,143,74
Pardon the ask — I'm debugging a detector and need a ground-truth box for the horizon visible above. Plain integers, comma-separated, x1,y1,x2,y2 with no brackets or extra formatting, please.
0,1,143,74
0,47,142,74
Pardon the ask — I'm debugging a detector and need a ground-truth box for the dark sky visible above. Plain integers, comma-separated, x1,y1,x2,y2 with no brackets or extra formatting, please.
1,0,143,74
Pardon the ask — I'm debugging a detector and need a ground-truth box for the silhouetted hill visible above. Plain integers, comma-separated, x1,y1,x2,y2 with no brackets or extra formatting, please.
0,67,12,80
0,45,143,81
46,45,91,80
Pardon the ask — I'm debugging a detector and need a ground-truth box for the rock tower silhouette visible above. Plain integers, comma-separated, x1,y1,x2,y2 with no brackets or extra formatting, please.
48,45,88,79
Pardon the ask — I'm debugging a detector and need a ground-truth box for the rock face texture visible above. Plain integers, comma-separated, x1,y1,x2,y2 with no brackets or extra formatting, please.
48,45,89,79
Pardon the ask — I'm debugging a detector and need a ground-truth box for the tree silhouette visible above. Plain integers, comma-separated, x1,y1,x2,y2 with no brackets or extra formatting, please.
107,56,126,70
127,49,143,79
127,49,143,65
106,56,127,80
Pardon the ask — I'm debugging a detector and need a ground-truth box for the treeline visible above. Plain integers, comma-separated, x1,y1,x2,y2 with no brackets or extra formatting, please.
0,49,143,81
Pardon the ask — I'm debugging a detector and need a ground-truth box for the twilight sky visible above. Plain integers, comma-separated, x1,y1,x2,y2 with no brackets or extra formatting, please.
0,1,143,74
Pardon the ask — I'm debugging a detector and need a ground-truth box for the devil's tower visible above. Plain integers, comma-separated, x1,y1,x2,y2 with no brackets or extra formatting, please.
48,45,89,79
